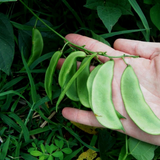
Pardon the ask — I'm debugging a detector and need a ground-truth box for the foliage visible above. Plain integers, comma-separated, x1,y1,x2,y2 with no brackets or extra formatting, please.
0,0,160,159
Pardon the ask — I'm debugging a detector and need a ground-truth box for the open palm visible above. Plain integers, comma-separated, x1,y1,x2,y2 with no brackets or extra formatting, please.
57,33,160,145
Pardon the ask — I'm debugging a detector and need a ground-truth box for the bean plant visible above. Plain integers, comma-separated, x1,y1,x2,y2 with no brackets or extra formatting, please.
28,139,72,160
0,0,160,160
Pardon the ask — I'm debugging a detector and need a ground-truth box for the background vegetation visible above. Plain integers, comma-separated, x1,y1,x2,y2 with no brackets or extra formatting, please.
0,0,160,159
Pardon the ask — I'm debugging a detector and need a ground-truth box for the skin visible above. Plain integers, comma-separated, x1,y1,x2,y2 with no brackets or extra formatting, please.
57,33,160,145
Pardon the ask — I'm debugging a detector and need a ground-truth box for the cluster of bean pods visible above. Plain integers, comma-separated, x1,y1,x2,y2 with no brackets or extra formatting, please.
44,50,160,135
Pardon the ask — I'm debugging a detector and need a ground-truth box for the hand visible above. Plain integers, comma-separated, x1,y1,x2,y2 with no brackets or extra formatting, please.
57,33,160,145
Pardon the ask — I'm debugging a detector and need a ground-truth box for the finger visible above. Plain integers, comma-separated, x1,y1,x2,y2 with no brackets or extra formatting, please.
62,107,160,145
56,58,65,70
114,39,160,59
65,33,126,62
62,107,103,127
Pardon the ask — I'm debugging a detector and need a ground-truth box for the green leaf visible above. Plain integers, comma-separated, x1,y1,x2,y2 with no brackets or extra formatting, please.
8,112,30,143
62,148,72,154
118,145,126,160
21,49,38,103
0,127,7,136
101,28,146,39
1,94,12,111
0,90,31,107
97,6,122,33
0,113,21,132
150,3,160,30
0,76,24,92
30,51,53,70
128,137,157,160
29,125,56,135
0,136,10,160
107,0,132,15
84,0,104,10
21,152,38,160
143,0,153,4
39,155,47,160
118,145,132,160
128,0,150,41
28,147,35,153
64,147,84,160
40,143,46,153
91,31,110,46
11,97,20,112
18,29,32,59
15,141,22,158
55,139,64,149
48,155,53,160
46,144,58,154
32,142,37,148
30,150,43,156
52,151,63,158
0,13,15,75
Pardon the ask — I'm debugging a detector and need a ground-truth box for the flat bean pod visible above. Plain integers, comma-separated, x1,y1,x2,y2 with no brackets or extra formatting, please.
27,28,44,67
77,57,94,108
87,64,102,108
44,51,62,100
92,60,124,131
87,64,125,119
65,60,79,101
121,65,160,135
58,51,86,101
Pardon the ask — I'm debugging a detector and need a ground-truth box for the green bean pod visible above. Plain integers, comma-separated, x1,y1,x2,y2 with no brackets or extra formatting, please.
121,65,160,135
27,28,44,67
44,51,62,100
92,60,124,131
77,56,94,108
58,51,86,101
87,64,103,108
86,64,125,119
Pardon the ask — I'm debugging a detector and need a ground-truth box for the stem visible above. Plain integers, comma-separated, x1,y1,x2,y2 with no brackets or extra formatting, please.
96,55,103,64
103,54,139,59
19,103,35,142
19,0,65,40
61,42,69,53
122,57,128,65
122,135,129,160
122,154,128,160
125,135,128,155
34,18,38,28
24,103,35,125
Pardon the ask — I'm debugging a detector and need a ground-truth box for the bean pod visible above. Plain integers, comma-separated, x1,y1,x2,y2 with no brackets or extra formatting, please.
77,56,94,108
87,64,125,119
44,51,62,100
87,64,102,108
92,60,124,131
27,28,44,67
58,51,86,101
121,65,160,135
